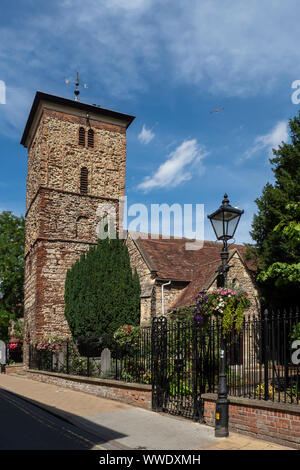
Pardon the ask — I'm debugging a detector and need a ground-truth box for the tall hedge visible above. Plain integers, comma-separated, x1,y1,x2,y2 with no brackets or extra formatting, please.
64,235,141,339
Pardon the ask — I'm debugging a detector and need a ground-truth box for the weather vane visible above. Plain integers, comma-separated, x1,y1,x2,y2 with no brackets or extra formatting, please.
65,72,88,101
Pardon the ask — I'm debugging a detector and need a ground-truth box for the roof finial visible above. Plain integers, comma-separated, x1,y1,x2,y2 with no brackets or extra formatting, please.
222,193,230,206
65,72,88,101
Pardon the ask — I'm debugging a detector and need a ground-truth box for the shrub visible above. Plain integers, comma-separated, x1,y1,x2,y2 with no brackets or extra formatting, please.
64,234,141,339
113,325,141,350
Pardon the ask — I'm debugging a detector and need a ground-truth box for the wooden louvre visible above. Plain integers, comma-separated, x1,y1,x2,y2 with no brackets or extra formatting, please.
88,129,94,148
78,127,85,146
80,167,88,194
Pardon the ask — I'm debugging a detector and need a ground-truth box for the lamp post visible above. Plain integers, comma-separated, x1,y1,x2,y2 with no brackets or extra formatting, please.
207,193,244,438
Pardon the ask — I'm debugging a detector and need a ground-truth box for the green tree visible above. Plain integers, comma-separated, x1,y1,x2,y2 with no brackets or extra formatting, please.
257,202,300,286
250,112,300,308
0,211,25,340
64,233,141,340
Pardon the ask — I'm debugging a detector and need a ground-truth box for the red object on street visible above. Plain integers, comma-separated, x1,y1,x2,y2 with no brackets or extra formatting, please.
8,338,23,350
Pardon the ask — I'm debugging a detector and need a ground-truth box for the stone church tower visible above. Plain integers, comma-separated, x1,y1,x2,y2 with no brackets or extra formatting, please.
21,92,134,357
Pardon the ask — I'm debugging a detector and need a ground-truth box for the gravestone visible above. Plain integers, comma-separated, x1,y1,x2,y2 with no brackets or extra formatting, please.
0,340,6,364
52,351,65,371
0,340,6,373
101,348,111,375
58,351,64,368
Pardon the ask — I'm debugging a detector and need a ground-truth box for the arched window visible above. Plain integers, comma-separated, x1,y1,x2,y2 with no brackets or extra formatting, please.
88,129,94,148
78,127,85,146
80,167,88,194
27,257,32,275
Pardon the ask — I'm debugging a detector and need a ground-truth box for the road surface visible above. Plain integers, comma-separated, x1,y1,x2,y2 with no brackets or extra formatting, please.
0,387,120,450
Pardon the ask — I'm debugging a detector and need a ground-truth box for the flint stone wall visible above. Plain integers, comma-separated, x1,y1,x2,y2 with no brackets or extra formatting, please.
24,107,127,354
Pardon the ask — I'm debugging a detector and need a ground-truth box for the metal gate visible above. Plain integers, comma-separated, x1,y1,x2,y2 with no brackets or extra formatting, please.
151,317,216,421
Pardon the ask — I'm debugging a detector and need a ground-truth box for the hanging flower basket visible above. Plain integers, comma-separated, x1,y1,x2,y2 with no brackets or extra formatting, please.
35,337,64,352
193,286,251,336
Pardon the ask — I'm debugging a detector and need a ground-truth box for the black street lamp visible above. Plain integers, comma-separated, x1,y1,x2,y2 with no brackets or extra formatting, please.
207,193,244,438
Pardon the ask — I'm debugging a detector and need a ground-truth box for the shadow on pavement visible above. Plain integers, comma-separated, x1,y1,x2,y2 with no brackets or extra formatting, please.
0,386,128,450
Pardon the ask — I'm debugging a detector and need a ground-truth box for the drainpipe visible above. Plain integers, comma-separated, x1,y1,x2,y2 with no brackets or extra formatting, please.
161,280,171,315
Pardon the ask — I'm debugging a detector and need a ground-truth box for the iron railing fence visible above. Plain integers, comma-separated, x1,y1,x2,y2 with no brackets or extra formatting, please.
151,308,299,406
228,308,299,405
29,327,152,385
29,308,299,405
151,316,222,419
212,308,299,404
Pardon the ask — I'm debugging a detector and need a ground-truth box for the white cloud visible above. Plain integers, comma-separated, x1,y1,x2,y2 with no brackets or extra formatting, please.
138,139,207,191
70,0,300,97
2,1,300,136
165,0,300,96
138,124,155,144
0,85,34,139
242,120,289,161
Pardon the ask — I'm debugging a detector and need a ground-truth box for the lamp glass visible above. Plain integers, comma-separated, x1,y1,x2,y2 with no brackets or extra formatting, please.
210,216,224,240
224,213,241,238
210,211,241,240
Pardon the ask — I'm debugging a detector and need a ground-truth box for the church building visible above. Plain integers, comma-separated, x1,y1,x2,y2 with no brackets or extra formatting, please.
21,91,134,356
21,91,259,360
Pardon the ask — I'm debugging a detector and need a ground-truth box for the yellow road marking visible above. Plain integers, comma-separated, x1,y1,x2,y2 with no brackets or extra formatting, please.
0,390,106,450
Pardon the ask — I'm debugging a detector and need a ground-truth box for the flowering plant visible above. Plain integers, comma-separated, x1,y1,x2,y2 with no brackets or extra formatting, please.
193,285,250,335
113,325,141,350
35,337,64,352
141,368,151,384
255,382,275,398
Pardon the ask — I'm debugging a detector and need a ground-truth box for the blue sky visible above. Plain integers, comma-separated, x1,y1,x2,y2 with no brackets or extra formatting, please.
0,0,299,244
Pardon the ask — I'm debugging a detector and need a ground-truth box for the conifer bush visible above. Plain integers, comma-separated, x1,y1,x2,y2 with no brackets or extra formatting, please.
64,234,141,340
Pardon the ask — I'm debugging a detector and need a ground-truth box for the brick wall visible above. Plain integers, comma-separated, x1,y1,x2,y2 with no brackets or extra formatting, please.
126,236,188,325
154,281,189,318
5,366,25,375
26,108,126,207
25,189,120,257
24,104,127,352
126,236,155,326
208,252,260,317
203,393,300,449
27,370,152,410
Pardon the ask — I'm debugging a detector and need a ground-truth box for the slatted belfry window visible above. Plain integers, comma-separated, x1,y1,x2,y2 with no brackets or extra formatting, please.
88,129,94,148
80,167,88,194
79,127,85,146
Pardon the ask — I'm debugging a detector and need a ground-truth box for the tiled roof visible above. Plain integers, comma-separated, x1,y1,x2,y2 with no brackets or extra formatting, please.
135,236,256,281
170,249,254,308
132,235,257,309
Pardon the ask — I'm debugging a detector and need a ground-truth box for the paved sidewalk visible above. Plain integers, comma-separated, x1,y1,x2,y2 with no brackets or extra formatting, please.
0,374,293,450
